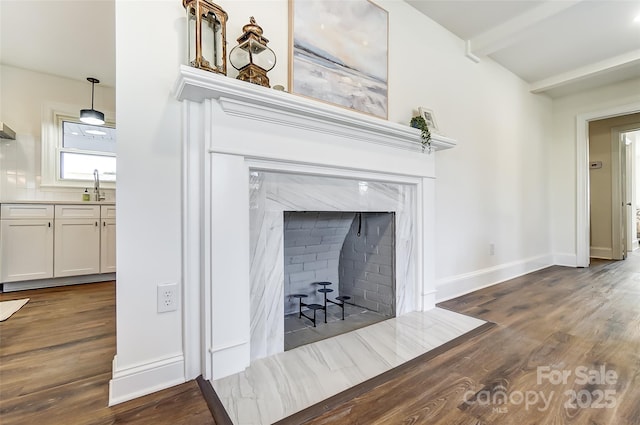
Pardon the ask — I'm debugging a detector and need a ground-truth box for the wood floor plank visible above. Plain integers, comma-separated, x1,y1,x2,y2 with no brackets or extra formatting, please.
297,254,640,424
3,253,639,424
0,282,215,425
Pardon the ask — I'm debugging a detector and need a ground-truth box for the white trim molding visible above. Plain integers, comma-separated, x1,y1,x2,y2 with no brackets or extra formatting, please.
576,101,640,267
108,354,185,406
435,255,554,303
590,246,613,260
2,273,115,292
175,66,457,382
40,101,116,189
174,65,456,153
553,253,578,267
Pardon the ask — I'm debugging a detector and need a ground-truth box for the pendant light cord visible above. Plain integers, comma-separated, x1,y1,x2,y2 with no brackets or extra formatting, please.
91,81,95,109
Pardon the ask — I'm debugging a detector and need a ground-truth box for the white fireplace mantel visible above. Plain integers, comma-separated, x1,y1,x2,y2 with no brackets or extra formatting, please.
174,65,456,154
175,65,457,382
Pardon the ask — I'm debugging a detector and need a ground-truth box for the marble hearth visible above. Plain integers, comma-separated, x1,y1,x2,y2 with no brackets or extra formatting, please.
175,66,457,381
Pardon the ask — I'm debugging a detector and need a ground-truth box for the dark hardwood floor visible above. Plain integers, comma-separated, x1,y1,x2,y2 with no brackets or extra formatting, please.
296,253,640,424
3,252,639,425
0,282,214,425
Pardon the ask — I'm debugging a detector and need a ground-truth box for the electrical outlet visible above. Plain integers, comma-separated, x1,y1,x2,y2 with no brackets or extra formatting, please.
157,283,178,313
489,243,495,256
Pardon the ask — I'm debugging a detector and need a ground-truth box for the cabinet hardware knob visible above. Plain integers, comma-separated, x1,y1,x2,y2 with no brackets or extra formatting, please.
95,221,98,226
48,222,51,228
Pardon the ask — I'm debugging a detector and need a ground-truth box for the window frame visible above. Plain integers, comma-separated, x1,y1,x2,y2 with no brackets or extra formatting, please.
41,102,116,189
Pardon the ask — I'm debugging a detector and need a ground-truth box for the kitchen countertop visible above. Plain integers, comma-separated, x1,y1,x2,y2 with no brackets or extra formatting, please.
0,200,115,205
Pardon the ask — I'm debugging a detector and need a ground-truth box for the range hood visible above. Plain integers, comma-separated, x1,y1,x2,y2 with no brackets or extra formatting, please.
0,122,16,139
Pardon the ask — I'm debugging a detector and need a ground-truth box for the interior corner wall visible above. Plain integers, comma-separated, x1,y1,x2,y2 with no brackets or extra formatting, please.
550,77,640,265
339,212,395,316
0,65,115,201
110,0,185,405
377,1,554,301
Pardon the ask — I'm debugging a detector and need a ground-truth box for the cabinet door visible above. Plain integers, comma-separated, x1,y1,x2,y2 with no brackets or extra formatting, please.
0,219,54,282
100,218,116,273
54,219,101,277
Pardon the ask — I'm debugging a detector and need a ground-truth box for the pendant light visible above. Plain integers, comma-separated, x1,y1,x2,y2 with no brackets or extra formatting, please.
80,77,105,125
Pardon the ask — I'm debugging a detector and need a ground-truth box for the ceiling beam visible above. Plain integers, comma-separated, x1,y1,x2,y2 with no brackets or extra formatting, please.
467,0,584,57
529,50,640,94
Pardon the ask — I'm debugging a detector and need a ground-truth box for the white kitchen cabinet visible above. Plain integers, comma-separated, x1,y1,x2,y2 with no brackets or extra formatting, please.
100,205,116,273
54,205,101,277
1,203,115,286
0,204,54,283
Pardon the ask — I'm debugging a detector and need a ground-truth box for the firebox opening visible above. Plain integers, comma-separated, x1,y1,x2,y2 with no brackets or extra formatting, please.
283,211,396,350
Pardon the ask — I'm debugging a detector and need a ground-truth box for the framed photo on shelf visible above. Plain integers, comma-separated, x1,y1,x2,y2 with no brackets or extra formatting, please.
418,107,439,134
289,0,389,119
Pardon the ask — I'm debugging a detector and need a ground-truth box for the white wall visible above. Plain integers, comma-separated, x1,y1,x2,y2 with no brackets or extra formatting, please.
112,0,556,401
109,0,185,404
550,77,640,263
0,65,116,201
378,1,553,300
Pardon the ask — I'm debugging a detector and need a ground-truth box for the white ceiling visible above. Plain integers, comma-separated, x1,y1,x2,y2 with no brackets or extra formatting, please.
0,0,115,88
0,1,638,98
407,0,640,97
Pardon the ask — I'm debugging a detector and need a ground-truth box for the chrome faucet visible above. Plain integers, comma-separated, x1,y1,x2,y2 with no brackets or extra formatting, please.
93,169,105,201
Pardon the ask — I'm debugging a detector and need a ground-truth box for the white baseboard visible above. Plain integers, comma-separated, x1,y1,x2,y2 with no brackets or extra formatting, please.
108,354,185,406
435,254,554,303
590,246,612,259
210,341,250,381
552,253,578,267
421,290,437,310
2,273,116,292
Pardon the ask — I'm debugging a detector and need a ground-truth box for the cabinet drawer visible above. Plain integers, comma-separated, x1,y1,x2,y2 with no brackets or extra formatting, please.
55,205,100,219
100,205,116,219
1,204,54,219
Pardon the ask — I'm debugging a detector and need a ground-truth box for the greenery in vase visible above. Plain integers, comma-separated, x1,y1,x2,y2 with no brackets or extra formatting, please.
410,116,431,148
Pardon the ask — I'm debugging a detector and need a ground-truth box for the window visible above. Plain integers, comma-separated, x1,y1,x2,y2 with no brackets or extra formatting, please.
41,103,116,189
60,121,116,182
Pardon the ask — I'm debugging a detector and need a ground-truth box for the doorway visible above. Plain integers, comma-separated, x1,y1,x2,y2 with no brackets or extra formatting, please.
625,130,640,252
588,114,640,260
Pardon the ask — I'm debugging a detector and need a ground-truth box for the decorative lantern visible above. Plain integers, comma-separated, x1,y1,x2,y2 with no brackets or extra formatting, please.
229,17,276,87
183,0,228,74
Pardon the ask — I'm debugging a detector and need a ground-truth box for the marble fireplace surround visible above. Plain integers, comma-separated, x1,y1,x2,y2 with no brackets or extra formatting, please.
175,66,456,381
251,172,412,360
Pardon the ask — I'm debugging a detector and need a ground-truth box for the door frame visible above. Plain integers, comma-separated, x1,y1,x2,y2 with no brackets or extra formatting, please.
627,134,640,252
576,102,640,267
611,125,640,259
622,127,640,253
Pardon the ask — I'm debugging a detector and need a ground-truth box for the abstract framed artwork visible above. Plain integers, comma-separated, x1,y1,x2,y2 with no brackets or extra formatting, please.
289,0,388,119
